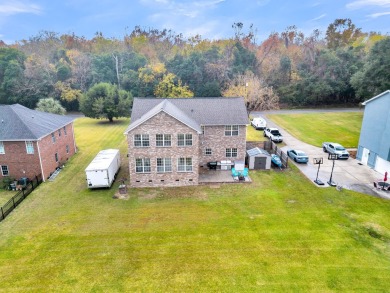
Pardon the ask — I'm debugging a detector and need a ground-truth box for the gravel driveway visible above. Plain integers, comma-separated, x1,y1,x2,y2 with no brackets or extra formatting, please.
251,109,390,200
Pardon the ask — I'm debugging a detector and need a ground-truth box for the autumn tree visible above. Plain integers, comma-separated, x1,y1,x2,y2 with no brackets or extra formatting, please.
326,19,363,49
223,72,279,111
154,73,194,97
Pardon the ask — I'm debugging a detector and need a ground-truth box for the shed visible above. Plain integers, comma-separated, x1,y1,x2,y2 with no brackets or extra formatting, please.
246,147,271,170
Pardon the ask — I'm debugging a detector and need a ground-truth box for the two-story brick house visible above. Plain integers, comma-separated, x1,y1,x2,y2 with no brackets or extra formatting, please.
125,97,248,187
0,104,77,181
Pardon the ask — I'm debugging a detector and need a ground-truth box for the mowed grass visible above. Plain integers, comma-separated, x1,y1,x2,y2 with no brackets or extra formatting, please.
0,117,390,291
246,125,268,142
0,189,17,206
267,112,363,148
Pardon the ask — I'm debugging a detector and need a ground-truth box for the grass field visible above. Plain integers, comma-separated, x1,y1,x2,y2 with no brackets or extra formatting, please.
0,189,16,206
0,117,389,291
246,125,268,142
267,112,363,148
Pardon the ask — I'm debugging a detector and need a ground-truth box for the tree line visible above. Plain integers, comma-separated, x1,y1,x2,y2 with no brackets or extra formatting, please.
0,19,389,120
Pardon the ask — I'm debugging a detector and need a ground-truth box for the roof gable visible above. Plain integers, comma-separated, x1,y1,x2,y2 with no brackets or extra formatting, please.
362,90,390,105
125,99,202,134
129,97,249,127
0,104,74,141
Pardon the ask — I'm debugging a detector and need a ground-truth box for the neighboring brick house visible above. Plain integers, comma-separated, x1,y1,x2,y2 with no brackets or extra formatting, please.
125,97,248,187
0,104,77,181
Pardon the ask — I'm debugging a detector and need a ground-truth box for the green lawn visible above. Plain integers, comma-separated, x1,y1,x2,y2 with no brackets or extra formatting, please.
246,125,268,142
0,117,390,291
267,112,363,148
0,189,16,206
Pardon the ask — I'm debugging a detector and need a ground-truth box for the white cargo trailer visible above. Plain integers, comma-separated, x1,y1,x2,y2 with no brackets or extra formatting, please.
85,149,121,188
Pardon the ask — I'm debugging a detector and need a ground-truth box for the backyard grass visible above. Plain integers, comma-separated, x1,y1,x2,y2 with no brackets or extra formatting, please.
267,112,363,148
0,189,16,206
246,125,268,142
0,117,389,291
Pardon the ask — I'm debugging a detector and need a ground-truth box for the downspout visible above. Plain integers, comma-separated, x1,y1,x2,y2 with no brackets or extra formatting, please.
71,122,77,153
36,140,45,182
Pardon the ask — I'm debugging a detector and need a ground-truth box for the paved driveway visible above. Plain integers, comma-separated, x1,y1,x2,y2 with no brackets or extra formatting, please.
251,110,389,200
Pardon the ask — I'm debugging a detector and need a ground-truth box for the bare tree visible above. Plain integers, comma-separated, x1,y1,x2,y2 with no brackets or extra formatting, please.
222,72,279,112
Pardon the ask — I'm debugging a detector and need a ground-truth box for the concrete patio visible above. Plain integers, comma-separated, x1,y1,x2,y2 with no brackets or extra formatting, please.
198,167,251,184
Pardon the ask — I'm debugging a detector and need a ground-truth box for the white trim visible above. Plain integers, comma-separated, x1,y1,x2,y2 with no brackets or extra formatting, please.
0,141,4,154
362,90,390,105
25,141,34,154
36,140,45,182
71,122,77,153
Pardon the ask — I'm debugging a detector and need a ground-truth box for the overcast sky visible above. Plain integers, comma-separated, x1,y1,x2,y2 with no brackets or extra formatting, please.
0,0,389,44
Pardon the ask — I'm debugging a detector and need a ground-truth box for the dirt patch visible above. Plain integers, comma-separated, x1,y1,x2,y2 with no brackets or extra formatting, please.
112,192,130,200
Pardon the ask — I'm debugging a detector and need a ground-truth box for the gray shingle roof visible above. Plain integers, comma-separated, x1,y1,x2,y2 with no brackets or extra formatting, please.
0,104,74,141
125,99,202,134
128,97,249,131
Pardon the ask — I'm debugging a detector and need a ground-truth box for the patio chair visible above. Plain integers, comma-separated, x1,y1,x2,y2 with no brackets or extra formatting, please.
231,168,239,181
240,168,249,178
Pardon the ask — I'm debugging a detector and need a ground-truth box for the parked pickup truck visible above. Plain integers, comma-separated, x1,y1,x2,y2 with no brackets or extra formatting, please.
264,127,283,142
322,142,350,159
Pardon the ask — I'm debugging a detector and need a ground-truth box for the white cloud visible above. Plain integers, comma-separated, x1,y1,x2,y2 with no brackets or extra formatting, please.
367,11,390,17
309,13,326,22
0,1,42,16
346,0,390,10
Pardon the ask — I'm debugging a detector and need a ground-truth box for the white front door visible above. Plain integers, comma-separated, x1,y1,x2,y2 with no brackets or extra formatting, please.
361,148,369,165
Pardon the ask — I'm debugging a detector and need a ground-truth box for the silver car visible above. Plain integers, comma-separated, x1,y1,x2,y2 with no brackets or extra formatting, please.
287,149,309,163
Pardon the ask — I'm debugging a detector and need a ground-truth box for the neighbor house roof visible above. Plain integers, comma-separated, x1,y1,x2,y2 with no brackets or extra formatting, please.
127,97,248,133
0,104,74,141
362,90,390,105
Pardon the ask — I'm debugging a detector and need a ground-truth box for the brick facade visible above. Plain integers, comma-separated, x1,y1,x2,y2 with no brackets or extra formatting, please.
0,122,76,181
127,113,247,188
199,125,247,166
128,112,199,188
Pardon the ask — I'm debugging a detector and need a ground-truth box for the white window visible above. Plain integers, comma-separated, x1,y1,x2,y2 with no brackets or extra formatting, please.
26,141,34,154
178,157,193,172
201,126,206,135
1,165,9,176
55,153,59,163
63,126,67,135
225,125,239,136
0,142,4,154
156,134,171,147
58,129,62,137
135,158,151,173
178,134,192,146
66,145,69,154
134,134,150,147
205,148,212,156
157,158,172,173
226,148,238,158
51,133,56,143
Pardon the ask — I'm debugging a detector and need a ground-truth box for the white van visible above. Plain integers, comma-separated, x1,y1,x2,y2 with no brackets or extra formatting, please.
251,117,267,130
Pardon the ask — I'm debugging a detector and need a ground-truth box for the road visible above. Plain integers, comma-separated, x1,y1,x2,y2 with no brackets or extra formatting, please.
251,108,389,200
